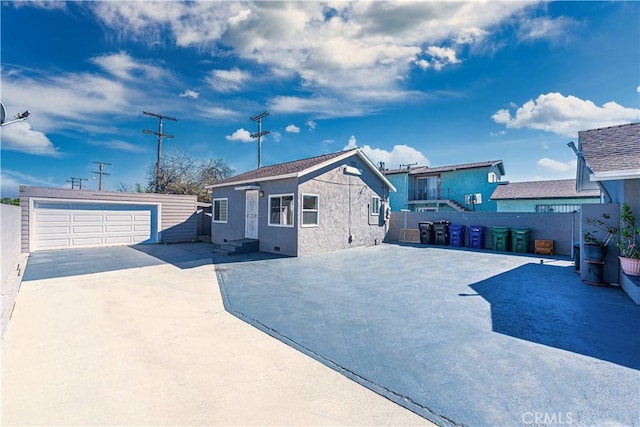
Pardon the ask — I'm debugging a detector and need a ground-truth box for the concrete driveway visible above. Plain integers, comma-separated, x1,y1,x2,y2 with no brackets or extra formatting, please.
216,244,640,427
2,243,430,426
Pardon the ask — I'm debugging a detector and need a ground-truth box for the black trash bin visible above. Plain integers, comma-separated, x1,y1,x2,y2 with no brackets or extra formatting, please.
433,220,450,246
468,225,485,249
449,224,465,247
418,221,433,244
573,242,580,271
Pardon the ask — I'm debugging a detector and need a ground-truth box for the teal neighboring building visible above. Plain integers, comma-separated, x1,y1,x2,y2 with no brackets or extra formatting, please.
490,179,600,213
385,160,505,212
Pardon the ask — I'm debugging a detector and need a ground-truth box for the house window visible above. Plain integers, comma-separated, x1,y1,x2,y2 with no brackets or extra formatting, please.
213,198,228,223
269,194,294,227
371,196,381,215
488,172,498,183
301,194,319,227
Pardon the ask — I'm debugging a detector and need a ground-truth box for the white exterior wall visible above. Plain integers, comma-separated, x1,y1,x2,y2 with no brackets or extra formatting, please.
1,204,22,286
20,186,197,252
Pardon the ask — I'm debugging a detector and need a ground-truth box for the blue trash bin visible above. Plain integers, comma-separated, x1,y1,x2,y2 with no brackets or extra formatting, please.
468,225,485,249
449,224,465,247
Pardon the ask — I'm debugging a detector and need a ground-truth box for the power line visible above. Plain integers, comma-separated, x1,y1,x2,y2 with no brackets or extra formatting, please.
250,111,270,168
143,110,178,192
92,162,112,191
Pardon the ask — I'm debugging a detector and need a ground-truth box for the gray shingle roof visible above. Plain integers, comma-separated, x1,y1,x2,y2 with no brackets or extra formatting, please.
385,160,505,176
490,179,600,200
579,123,640,173
210,149,356,187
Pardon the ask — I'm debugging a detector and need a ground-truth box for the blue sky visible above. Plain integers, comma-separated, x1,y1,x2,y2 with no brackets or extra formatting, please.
1,1,639,197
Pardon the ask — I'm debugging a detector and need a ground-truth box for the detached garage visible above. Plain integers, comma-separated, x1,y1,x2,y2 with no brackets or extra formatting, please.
20,186,197,253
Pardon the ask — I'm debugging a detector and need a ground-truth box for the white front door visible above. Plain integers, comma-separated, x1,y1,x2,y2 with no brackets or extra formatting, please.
245,190,259,239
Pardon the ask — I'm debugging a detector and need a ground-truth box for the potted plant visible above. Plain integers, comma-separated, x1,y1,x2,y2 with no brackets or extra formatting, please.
614,203,640,276
583,212,615,262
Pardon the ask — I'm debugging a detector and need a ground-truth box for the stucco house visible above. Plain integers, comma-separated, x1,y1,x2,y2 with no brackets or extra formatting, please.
572,122,640,303
490,179,600,212
206,148,396,257
385,160,505,212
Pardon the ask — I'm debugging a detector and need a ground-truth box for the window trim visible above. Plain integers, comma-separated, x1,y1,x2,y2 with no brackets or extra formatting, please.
268,193,295,228
301,193,319,227
213,198,228,223
371,196,381,216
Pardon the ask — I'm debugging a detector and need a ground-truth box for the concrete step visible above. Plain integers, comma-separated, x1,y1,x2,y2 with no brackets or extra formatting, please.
214,239,259,256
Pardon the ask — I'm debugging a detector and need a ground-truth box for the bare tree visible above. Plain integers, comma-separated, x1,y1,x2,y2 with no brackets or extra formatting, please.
146,149,234,202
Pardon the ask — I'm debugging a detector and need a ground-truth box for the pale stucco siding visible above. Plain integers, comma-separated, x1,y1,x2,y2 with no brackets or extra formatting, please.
211,178,300,256
210,186,245,245
258,178,299,256
297,158,388,257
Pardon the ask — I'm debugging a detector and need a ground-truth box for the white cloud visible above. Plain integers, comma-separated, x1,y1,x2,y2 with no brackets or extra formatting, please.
270,95,370,119
537,157,577,173
305,120,317,131
205,68,251,93
180,89,199,99
88,1,534,113
198,105,240,120
285,124,300,133
517,16,580,43
0,121,61,157
492,92,640,137
417,46,461,71
343,135,429,169
91,52,171,81
225,128,253,142
637,86,640,94
489,130,506,137
86,139,146,153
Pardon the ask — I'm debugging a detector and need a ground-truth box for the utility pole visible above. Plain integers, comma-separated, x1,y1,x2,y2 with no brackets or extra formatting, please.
92,162,111,191
67,177,88,190
143,110,177,192
250,111,270,168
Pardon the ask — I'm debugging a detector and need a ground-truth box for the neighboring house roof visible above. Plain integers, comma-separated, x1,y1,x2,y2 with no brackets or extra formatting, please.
207,148,396,191
385,160,505,176
490,179,600,200
578,122,640,181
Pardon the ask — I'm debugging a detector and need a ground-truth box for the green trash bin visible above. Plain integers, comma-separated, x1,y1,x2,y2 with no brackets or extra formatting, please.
491,227,510,251
511,228,531,253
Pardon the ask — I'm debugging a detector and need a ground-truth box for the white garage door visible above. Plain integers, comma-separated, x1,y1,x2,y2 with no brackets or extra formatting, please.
33,202,156,251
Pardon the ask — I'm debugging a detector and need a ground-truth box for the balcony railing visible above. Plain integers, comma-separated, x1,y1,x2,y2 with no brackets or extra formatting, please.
410,188,453,201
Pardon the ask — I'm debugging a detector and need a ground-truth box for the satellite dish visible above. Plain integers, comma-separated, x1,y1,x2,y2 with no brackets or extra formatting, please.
0,102,6,125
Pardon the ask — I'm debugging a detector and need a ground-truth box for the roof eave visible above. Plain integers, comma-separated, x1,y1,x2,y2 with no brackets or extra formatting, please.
590,169,640,182
207,172,299,189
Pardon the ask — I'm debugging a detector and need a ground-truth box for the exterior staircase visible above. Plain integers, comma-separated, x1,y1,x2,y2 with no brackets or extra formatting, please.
445,199,469,212
213,238,259,256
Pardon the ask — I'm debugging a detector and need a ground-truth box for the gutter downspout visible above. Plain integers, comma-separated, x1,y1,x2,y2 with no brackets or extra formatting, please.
567,141,612,203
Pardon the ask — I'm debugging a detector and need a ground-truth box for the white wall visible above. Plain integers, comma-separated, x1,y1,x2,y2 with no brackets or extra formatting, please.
1,204,22,288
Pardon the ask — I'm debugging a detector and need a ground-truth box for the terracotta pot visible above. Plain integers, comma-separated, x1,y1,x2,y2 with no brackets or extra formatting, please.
619,257,640,276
